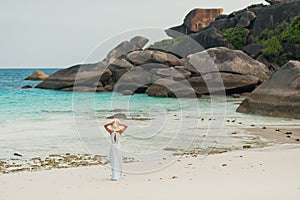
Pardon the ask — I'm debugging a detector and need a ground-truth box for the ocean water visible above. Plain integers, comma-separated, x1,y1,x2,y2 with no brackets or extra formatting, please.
1,68,300,172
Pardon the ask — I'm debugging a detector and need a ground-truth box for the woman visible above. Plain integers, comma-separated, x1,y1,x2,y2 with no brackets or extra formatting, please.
104,119,128,181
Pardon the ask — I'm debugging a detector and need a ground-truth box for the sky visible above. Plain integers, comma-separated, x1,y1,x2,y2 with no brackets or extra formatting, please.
0,0,267,68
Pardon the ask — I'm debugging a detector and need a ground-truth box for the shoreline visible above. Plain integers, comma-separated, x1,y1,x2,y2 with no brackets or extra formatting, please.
1,122,299,175
1,143,300,200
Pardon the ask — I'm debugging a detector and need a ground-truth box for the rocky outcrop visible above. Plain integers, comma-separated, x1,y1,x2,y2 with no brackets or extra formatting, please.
188,47,269,82
237,61,300,119
146,78,196,98
265,0,300,5
166,1,300,67
36,36,149,90
168,8,224,35
184,8,224,32
126,50,184,66
250,1,300,37
25,70,49,81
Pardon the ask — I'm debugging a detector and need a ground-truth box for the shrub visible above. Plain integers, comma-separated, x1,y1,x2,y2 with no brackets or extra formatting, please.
221,28,248,50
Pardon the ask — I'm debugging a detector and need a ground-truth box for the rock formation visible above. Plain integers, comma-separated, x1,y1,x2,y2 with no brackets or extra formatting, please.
25,70,49,81
169,8,224,35
166,1,300,67
237,61,300,119
265,0,300,5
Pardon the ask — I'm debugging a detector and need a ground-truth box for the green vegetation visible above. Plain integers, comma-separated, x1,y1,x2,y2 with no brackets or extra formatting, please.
152,36,185,51
221,27,248,50
255,16,300,65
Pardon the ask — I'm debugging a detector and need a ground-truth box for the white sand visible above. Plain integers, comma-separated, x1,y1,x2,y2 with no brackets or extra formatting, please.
1,144,300,200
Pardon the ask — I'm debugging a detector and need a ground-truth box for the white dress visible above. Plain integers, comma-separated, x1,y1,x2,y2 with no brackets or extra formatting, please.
109,131,123,180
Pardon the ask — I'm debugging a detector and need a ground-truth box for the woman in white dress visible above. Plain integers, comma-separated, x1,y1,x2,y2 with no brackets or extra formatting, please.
104,119,128,181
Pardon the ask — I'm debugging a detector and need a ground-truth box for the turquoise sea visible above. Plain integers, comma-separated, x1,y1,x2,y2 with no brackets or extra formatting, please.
1,68,300,172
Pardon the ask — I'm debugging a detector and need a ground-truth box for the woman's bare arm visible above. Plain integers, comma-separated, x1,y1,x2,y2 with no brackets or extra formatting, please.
104,122,114,134
118,123,128,135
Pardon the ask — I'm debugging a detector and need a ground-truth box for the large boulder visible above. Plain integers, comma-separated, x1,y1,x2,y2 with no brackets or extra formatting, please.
148,35,204,58
126,50,184,66
167,8,224,36
130,36,149,49
36,36,149,91
25,70,49,81
188,72,259,95
184,8,224,32
187,47,270,82
146,78,196,98
191,27,233,49
36,63,105,90
237,61,300,119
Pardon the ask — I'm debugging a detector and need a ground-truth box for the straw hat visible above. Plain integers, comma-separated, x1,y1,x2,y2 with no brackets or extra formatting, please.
111,119,121,131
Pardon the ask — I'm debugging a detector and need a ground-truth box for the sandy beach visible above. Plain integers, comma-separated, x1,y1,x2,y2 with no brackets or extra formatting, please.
1,143,300,200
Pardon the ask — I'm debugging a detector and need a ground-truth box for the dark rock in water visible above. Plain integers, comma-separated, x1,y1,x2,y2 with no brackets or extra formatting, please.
21,85,32,89
61,86,96,92
242,43,263,59
104,84,114,91
35,36,149,91
130,36,149,49
13,153,22,157
36,63,105,90
126,50,184,66
146,78,196,98
25,70,49,81
107,113,127,119
188,47,269,82
122,90,134,96
237,61,300,119
96,87,107,92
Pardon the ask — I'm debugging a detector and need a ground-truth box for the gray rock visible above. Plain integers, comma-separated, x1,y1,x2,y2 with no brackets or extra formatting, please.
188,47,270,82
130,36,149,49
191,27,233,49
265,0,300,5
251,1,300,37
21,85,32,89
146,78,196,98
242,43,263,58
188,72,259,95
107,113,127,119
105,41,139,63
36,63,105,90
148,35,204,58
104,84,114,91
237,60,300,119
139,63,170,71
108,58,134,71
126,50,184,66
236,11,256,28
25,70,49,81
122,90,134,95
